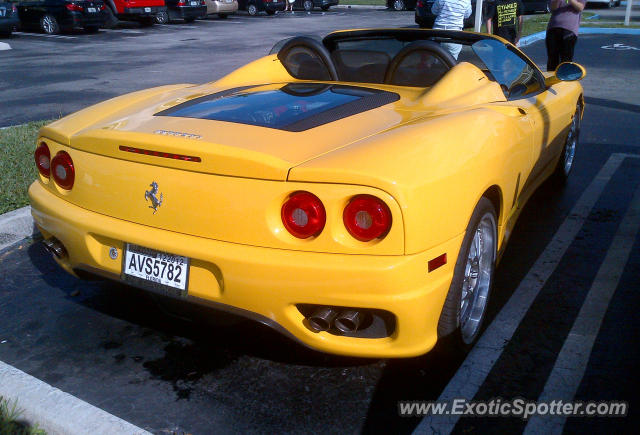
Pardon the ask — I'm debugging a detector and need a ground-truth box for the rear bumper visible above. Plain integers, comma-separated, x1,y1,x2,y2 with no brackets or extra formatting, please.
0,17,19,32
29,180,461,358
265,2,285,11
206,2,238,14
121,6,167,18
169,5,208,19
60,11,107,29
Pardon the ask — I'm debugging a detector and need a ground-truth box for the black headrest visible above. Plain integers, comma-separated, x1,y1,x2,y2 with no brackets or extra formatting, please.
384,40,456,85
277,36,339,81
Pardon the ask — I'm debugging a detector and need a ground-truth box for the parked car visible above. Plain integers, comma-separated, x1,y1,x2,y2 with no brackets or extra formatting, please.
154,0,206,23
293,0,338,11
15,0,108,34
103,0,166,26
0,1,20,36
522,0,549,13
237,0,284,15
586,0,620,8
29,28,585,358
415,0,481,29
386,0,416,11
202,0,237,18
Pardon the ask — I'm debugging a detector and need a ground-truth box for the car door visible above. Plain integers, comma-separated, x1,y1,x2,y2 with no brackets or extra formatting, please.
17,0,38,26
472,39,566,205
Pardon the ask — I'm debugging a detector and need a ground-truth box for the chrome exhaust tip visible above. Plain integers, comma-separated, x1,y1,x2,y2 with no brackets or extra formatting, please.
334,310,364,334
43,238,67,259
307,307,338,332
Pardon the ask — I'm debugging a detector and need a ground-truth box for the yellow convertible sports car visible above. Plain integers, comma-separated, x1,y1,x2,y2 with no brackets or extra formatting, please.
29,29,585,358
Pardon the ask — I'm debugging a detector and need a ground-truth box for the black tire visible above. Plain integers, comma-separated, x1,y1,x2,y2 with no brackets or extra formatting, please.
437,197,497,351
393,0,405,11
0,30,12,38
104,6,118,28
84,26,100,33
247,3,258,15
218,13,228,19
40,14,60,34
303,0,313,11
155,10,169,24
321,5,329,10
139,16,155,27
552,102,581,182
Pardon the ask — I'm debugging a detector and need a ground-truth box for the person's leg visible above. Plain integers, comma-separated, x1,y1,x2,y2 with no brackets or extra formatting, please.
546,27,562,72
559,29,578,63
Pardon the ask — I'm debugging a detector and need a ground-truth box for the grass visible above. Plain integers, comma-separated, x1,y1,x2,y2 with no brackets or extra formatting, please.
0,396,46,435
0,120,50,215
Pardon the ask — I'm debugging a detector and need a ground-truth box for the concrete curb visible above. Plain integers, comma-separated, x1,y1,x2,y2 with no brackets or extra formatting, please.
519,27,640,47
0,206,38,252
0,360,151,435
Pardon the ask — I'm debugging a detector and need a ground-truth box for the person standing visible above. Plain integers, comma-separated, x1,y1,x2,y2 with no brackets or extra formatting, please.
545,0,586,71
285,0,295,13
431,0,472,59
486,0,525,46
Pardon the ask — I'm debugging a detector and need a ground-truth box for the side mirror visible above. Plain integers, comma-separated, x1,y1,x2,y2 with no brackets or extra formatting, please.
555,62,586,81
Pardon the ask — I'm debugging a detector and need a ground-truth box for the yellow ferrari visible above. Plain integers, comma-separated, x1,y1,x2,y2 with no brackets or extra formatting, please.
29,29,585,358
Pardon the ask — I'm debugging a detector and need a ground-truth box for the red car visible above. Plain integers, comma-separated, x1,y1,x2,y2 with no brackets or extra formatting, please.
104,0,167,26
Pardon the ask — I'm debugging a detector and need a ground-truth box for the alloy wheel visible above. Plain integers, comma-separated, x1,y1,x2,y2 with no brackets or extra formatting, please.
563,108,580,176
459,213,495,344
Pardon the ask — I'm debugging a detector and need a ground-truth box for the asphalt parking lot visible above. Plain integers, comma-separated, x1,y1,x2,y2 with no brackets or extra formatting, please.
1,8,414,127
1,7,640,434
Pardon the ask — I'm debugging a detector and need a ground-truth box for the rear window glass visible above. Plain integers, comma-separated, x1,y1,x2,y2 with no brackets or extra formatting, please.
155,84,399,131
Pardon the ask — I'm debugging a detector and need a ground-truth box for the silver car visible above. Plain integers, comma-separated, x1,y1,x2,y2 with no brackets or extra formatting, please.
204,0,238,18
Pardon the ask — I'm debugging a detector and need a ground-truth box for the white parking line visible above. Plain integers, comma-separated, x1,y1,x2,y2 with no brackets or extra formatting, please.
196,19,244,24
524,179,640,435
13,31,77,39
413,153,639,434
0,360,151,434
100,28,145,34
156,24,199,30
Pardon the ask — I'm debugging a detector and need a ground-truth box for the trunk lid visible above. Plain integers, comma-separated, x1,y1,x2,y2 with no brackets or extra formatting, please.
56,82,413,180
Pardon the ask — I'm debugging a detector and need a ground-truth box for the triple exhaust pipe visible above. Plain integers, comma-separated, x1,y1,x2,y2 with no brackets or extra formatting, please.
307,307,365,334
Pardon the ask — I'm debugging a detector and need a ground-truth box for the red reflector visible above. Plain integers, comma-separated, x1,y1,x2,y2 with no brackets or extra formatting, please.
34,143,51,178
281,191,326,239
65,3,84,11
428,253,447,272
343,195,392,242
119,146,201,162
51,151,75,190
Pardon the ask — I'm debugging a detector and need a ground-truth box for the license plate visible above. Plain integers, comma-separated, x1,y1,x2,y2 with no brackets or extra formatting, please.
190,1,197,5
144,7,151,12
87,7,96,12
123,244,189,294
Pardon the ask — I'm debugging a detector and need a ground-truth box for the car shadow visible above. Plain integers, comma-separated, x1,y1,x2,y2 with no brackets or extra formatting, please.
26,240,374,367
360,168,578,433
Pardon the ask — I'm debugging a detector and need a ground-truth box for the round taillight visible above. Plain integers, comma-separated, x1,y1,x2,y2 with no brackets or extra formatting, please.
281,191,326,239
51,151,75,190
343,195,392,242
34,143,51,178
